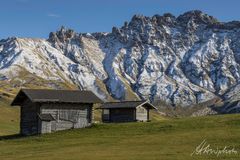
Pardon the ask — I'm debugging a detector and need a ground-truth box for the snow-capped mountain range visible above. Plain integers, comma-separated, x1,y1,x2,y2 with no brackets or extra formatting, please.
1,10,240,107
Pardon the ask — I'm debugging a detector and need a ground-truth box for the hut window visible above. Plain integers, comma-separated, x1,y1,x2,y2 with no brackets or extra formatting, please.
103,109,109,114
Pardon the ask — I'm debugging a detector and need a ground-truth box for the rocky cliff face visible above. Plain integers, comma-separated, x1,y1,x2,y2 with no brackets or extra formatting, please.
1,10,240,107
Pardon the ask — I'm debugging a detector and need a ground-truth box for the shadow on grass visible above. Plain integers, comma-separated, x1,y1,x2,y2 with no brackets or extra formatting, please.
0,134,23,140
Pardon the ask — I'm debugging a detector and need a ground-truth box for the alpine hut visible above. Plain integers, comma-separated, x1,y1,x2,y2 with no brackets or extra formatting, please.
100,101,157,123
11,89,102,135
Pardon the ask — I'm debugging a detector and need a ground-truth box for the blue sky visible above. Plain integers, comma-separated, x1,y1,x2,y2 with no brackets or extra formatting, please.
1,0,240,39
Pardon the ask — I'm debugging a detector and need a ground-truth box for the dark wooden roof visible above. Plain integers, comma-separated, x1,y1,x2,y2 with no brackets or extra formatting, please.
11,89,103,106
100,101,157,109
38,114,55,121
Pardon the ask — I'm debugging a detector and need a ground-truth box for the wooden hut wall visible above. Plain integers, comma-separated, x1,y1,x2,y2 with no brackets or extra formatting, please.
102,109,110,122
20,99,39,135
110,108,135,122
136,106,148,122
40,103,93,132
41,121,52,134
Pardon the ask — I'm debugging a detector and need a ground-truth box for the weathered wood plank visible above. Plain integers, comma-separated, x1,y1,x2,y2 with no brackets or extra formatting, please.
20,100,40,135
39,103,93,133
136,106,148,122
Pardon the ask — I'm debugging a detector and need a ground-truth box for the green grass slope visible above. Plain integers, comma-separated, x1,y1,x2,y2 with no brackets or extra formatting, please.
0,98,19,136
0,114,240,160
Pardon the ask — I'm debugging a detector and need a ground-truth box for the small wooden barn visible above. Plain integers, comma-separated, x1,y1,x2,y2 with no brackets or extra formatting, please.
11,89,102,135
100,101,157,122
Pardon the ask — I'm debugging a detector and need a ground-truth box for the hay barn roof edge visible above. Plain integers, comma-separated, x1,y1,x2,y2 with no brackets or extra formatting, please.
11,89,103,106
100,100,157,109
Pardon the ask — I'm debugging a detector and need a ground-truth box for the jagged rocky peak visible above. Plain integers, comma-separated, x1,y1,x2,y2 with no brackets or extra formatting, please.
124,14,152,31
112,10,220,41
152,13,176,26
48,26,102,45
49,26,77,43
122,10,219,31
130,14,148,23
177,10,219,25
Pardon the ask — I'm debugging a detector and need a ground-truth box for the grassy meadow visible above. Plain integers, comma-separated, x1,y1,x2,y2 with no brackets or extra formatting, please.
0,99,19,136
0,108,240,160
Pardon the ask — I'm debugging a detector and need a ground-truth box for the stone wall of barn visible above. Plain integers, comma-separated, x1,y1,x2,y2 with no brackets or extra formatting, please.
39,103,93,133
